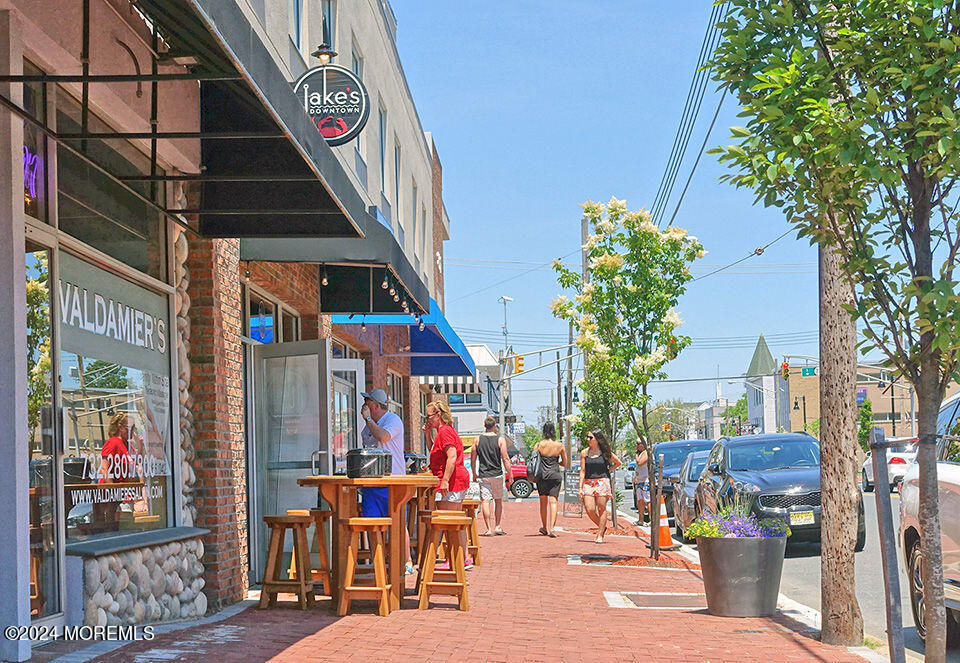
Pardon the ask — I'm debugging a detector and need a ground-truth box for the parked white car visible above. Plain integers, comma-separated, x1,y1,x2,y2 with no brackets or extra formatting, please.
861,438,918,492
899,392,960,646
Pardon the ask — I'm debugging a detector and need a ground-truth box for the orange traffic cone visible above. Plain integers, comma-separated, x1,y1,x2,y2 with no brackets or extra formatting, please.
655,495,679,550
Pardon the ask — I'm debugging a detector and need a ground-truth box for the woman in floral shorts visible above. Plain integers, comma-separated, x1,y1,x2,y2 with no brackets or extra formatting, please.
578,430,622,543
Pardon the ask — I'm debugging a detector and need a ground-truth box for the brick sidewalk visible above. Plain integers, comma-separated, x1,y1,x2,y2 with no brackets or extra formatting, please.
86,502,866,663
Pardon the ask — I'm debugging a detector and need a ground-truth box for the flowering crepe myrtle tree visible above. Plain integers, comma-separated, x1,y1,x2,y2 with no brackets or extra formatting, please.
708,1,960,655
551,198,705,447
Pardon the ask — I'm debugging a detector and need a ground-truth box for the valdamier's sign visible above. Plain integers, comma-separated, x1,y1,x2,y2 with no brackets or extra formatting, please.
293,65,370,146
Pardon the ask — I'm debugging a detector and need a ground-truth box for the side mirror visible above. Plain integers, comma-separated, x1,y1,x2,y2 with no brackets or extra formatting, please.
707,463,721,475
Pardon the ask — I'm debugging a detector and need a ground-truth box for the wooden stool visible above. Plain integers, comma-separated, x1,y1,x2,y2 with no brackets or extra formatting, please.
259,515,314,610
417,512,471,611
338,517,392,617
461,498,482,566
286,508,332,596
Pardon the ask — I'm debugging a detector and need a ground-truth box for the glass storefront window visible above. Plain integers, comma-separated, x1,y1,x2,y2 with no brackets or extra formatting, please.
23,60,48,222
57,253,171,541
387,372,403,419
281,310,299,342
25,243,60,618
55,89,166,281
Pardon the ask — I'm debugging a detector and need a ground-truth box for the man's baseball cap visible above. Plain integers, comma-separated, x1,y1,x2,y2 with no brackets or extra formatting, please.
361,389,389,407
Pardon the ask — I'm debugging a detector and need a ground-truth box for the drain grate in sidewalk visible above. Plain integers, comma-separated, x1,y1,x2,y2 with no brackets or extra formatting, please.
604,591,706,610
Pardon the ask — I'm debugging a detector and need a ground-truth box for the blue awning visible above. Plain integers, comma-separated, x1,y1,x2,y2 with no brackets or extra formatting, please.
331,298,475,376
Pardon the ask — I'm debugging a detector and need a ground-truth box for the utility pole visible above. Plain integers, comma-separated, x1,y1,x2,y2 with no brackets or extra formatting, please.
556,352,563,432
564,322,573,461
498,295,513,355
819,240,864,645
497,295,513,441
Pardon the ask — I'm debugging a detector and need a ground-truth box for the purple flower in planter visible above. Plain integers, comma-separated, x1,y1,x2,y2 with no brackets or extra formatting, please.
686,510,791,539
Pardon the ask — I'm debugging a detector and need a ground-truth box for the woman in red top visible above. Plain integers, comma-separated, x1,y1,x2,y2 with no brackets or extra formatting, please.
423,401,473,567
99,412,132,484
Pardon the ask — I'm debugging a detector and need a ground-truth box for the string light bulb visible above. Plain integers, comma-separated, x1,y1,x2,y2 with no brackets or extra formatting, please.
381,273,389,289
321,264,329,287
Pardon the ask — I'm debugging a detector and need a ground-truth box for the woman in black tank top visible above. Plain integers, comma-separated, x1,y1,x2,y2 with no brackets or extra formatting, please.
533,421,567,537
578,430,622,543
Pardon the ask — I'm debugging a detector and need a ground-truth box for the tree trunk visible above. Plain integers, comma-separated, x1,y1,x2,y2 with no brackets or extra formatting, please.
916,362,946,662
818,242,864,646
910,179,948,662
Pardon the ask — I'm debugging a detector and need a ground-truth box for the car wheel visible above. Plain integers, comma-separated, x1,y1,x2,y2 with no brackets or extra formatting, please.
510,479,533,499
861,470,872,492
908,540,927,641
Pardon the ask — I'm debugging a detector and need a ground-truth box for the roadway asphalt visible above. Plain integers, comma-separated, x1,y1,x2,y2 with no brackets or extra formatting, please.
612,472,959,662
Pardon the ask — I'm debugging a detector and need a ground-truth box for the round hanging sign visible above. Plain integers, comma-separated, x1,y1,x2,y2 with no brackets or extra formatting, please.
293,64,370,146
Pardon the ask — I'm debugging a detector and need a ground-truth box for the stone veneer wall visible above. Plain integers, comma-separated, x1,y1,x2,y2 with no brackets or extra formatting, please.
81,537,206,626
173,226,197,526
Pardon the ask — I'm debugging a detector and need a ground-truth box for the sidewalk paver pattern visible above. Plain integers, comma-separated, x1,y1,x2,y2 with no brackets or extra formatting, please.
93,502,865,663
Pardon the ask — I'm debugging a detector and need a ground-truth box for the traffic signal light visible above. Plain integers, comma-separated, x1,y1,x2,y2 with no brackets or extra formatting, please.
780,361,790,380
666,338,677,360
515,355,524,372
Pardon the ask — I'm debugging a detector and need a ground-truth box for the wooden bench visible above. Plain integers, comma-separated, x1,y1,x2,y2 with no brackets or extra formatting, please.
259,514,314,610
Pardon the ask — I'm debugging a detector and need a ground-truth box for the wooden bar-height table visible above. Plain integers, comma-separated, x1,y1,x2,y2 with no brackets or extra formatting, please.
298,474,438,610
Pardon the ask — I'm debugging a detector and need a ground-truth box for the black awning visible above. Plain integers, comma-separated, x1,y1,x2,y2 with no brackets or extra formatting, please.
139,0,370,239
0,0,368,240
240,216,430,315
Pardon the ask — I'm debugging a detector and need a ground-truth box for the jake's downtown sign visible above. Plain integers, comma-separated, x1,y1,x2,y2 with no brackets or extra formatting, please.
294,64,369,146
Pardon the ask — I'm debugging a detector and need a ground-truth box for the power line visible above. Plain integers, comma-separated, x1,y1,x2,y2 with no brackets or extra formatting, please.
446,248,581,304
652,22,726,225
691,227,796,282
649,2,724,224
665,90,726,228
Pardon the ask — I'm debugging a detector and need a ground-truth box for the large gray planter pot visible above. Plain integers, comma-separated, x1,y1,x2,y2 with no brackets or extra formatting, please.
696,536,787,617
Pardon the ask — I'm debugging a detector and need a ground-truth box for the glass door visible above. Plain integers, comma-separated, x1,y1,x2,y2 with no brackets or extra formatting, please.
250,339,331,583
330,359,364,474
25,240,63,622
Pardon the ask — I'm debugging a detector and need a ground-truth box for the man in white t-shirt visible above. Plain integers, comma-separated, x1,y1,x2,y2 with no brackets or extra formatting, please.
359,388,412,571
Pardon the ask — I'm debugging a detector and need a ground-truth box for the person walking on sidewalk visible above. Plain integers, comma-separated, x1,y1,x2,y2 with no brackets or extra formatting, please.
578,430,621,543
471,416,514,536
424,400,474,568
534,421,567,537
634,440,650,527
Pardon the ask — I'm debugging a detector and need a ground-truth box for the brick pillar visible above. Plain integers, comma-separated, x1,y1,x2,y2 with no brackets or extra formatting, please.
187,237,247,608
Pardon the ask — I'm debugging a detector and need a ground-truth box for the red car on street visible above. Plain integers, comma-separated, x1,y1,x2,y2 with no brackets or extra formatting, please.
508,457,534,498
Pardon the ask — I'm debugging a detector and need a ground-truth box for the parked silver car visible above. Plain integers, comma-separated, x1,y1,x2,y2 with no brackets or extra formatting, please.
899,392,960,646
671,450,710,542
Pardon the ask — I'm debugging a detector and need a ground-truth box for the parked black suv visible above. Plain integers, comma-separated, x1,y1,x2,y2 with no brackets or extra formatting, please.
695,433,865,550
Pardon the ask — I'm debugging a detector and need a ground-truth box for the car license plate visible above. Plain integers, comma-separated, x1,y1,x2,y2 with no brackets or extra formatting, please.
789,511,815,526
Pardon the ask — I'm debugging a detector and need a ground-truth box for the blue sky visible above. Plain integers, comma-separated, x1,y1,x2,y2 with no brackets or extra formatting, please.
395,2,822,424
